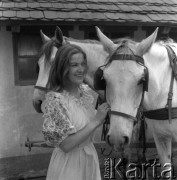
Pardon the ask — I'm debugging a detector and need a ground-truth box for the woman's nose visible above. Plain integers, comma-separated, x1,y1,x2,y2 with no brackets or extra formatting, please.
78,65,85,72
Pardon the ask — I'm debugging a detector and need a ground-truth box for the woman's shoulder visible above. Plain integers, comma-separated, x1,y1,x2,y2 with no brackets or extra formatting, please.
45,91,65,100
41,91,68,113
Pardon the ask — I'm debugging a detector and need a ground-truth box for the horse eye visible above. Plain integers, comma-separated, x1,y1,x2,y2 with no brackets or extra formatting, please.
36,64,39,74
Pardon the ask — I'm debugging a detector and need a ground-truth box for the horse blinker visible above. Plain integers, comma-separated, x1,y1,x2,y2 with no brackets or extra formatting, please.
94,67,106,90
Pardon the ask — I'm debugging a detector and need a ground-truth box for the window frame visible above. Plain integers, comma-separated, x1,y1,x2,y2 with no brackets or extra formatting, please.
13,32,41,86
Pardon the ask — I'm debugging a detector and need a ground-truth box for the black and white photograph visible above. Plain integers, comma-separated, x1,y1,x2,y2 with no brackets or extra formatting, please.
1,0,177,179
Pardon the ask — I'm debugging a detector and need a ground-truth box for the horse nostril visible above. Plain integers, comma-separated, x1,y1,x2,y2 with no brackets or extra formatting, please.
123,136,129,145
106,135,112,147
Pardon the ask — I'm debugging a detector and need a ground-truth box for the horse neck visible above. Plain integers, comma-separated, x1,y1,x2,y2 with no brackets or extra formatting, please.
143,42,177,110
68,39,108,88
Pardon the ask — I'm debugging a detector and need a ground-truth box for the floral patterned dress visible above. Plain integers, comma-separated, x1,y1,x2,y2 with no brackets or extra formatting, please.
42,84,101,180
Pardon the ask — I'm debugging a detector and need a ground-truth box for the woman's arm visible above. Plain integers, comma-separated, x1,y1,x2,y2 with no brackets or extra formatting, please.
60,102,109,153
42,92,109,152
59,117,100,153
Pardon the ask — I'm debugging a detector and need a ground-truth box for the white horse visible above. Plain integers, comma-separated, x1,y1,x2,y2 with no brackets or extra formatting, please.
33,27,108,113
96,27,177,179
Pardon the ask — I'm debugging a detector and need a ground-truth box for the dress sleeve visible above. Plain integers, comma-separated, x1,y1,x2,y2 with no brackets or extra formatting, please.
42,92,76,147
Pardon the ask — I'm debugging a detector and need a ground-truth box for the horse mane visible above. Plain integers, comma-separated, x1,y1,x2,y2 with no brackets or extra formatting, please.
156,37,175,46
64,36,100,44
39,40,56,63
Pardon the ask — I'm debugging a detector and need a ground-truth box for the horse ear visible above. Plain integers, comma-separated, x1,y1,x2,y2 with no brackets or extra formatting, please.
54,26,66,44
96,26,117,54
136,27,159,56
40,30,50,43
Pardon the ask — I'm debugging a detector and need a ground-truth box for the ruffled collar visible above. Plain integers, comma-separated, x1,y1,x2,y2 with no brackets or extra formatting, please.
62,84,94,106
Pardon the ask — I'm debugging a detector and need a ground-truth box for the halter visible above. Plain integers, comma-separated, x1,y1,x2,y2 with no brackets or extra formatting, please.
105,44,148,124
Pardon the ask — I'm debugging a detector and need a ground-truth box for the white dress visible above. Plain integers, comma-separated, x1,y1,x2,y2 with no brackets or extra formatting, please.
42,84,101,180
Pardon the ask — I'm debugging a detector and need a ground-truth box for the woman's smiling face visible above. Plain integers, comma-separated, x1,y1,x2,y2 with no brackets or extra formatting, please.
67,53,87,86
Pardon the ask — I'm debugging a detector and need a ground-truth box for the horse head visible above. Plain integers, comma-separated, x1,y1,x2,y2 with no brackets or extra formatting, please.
32,27,64,113
96,27,158,149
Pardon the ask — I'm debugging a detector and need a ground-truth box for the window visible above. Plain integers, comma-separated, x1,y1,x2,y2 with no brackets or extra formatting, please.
13,33,41,85
80,25,137,41
13,25,72,86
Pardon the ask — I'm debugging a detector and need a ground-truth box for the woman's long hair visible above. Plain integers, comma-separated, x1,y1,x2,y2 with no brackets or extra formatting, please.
47,44,87,91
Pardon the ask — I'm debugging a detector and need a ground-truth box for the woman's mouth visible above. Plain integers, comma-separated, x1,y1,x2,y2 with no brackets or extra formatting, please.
76,74,84,78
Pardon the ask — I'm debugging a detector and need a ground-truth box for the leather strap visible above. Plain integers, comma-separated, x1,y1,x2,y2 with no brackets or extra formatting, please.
34,86,49,92
144,107,177,120
110,54,144,65
110,111,137,123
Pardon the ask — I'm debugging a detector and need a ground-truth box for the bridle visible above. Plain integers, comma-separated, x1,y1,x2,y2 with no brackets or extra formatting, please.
99,44,149,125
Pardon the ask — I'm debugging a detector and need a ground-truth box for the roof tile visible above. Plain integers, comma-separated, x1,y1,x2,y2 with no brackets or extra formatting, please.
39,2,52,8
106,4,120,11
92,12,106,20
80,12,93,20
68,12,81,19
3,10,16,17
106,12,130,20
162,0,176,5
43,11,59,19
51,2,64,9
105,12,120,20
63,3,76,9
167,14,177,21
147,14,162,21
128,13,151,22
2,2,14,8
27,2,40,8
75,4,87,10
1,0,177,26
117,4,132,12
14,2,27,8
139,5,152,12
17,11,30,18
29,11,44,19
159,14,175,21
166,6,177,13
130,5,142,12
159,6,171,12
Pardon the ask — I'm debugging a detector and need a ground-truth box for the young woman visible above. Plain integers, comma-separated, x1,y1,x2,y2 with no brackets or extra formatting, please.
41,44,109,180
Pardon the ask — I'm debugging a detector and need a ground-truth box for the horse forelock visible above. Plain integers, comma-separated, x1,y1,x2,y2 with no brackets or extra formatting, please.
39,40,56,64
106,38,137,66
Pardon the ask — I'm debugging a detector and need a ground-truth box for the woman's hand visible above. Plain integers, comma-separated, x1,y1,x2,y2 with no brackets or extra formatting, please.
95,102,110,126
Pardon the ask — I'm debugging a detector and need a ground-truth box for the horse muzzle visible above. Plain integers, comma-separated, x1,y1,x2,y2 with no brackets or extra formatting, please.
106,134,130,149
